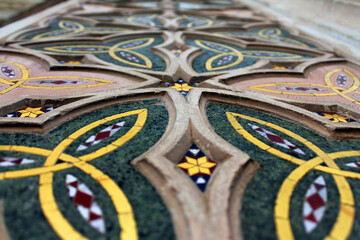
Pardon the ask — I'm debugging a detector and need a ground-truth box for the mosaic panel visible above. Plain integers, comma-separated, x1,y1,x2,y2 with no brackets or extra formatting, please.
29,36,166,71
21,20,131,40
0,0,359,239
177,143,217,191
89,14,163,27
227,65,360,110
215,28,318,48
316,112,357,123
166,79,197,96
206,102,360,240
186,38,313,72
179,15,221,28
0,53,149,104
3,106,55,118
0,99,174,239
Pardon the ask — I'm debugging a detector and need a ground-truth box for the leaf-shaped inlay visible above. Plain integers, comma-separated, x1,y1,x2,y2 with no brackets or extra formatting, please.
248,123,305,155
32,80,85,85
76,121,125,151
1,65,15,78
201,41,232,52
0,157,34,166
278,87,326,92
66,174,105,233
214,55,235,66
63,47,106,52
263,29,277,35
303,176,327,233
43,45,108,54
258,28,312,48
242,51,303,58
119,51,141,63
44,30,74,37
85,27,127,33
270,36,300,45
61,21,81,29
119,40,147,49
337,74,347,87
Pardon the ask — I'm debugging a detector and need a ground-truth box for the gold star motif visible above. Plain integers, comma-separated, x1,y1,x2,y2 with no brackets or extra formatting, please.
177,156,216,176
321,113,350,123
169,83,194,92
171,49,182,56
18,107,45,118
273,66,288,70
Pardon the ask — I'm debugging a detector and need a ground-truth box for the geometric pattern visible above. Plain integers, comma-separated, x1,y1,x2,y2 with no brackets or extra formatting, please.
3,106,55,118
32,80,84,85
179,14,217,28
278,87,326,92
177,143,217,191
171,47,183,57
337,74,347,87
0,0,359,239
345,162,360,168
0,108,148,239
166,79,197,96
28,37,165,70
241,67,360,110
248,123,306,155
273,66,295,70
303,176,327,233
66,174,105,233
188,39,313,72
76,121,125,151
215,28,315,49
0,157,34,166
1,65,15,78
316,112,356,123
222,109,360,240
24,20,130,40
116,14,162,27
0,55,146,107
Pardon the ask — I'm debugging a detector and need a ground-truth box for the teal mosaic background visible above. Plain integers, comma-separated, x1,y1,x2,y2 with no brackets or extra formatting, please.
24,20,92,40
186,37,313,73
31,36,166,71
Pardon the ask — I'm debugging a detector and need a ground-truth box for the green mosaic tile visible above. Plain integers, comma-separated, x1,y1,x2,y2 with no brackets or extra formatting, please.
206,102,360,240
0,99,174,240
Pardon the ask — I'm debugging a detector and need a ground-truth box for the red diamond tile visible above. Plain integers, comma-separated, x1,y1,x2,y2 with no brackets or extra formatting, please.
94,131,111,141
73,191,93,208
307,193,325,210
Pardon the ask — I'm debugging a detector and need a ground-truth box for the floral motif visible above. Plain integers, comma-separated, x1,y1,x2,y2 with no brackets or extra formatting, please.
3,106,55,118
177,144,217,191
316,112,356,123
178,156,216,175
171,47,182,56
167,79,197,96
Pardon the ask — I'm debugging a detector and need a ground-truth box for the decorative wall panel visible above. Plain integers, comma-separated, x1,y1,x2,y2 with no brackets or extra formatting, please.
0,0,359,240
